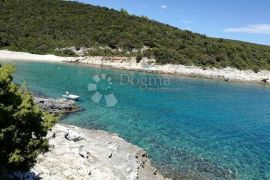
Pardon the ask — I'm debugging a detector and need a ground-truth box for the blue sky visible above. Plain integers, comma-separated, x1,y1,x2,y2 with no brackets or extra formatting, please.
79,0,270,45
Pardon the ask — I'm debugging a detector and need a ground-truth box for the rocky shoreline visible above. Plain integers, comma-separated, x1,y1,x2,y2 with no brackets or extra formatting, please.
1,50,270,84
64,56,270,84
10,97,167,179
33,97,80,115
29,124,167,180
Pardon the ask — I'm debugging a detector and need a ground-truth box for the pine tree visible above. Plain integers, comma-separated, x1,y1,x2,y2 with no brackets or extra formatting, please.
0,64,56,175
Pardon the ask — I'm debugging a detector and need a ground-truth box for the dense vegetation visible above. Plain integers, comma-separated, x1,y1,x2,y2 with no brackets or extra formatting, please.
0,64,56,176
0,0,270,71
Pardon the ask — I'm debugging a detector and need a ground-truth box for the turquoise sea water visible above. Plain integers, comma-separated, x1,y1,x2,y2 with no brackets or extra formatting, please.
3,61,270,179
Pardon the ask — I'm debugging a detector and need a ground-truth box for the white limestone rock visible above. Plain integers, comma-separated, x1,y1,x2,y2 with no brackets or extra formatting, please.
29,124,168,180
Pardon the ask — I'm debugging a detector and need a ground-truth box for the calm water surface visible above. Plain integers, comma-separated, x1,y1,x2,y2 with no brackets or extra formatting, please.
3,60,270,179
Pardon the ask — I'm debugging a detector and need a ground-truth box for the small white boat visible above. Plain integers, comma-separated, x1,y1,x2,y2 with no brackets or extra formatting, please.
62,92,80,100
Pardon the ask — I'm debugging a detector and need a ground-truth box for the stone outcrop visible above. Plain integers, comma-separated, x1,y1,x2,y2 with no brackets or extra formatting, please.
34,97,79,115
29,124,167,180
27,97,167,179
8,98,168,179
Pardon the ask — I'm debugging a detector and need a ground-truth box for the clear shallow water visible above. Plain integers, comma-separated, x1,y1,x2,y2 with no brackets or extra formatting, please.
4,61,270,179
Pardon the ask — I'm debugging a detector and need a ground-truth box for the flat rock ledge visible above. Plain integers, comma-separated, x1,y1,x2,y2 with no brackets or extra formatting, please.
34,97,79,115
29,124,167,180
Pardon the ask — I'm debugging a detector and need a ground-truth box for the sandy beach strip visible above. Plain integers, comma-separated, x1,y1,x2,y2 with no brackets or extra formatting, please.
0,50,71,62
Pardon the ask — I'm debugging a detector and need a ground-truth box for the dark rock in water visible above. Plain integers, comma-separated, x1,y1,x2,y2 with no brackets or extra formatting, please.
34,97,78,115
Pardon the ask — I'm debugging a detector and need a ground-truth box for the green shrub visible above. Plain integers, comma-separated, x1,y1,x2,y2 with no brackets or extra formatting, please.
0,64,56,176
253,67,260,73
62,49,77,56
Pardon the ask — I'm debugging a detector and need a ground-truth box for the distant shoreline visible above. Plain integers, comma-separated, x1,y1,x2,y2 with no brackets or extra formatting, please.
0,50,269,84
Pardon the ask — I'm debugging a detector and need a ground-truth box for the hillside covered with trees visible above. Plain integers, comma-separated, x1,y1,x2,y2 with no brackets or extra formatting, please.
0,0,270,71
